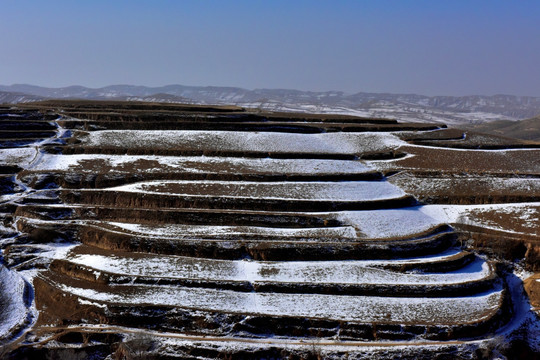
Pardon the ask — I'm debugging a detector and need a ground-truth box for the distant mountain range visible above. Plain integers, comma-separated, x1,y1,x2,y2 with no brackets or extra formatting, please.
2,83,540,125
0,90,44,104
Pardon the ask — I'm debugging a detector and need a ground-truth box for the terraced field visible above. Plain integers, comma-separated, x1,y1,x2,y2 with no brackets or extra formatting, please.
1,101,539,359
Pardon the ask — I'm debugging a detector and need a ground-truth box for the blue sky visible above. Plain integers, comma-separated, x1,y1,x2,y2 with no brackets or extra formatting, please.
1,1,540,96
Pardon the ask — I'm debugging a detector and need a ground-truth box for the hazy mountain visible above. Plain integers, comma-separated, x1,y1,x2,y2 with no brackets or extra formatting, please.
0,90,45,104
2,84,540,125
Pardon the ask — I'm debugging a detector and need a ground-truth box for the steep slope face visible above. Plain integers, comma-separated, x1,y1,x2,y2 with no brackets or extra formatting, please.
0,101,539,359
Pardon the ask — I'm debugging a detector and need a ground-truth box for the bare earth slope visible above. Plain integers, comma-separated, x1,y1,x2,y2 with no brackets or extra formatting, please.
0,101,539,359
462,115,540,142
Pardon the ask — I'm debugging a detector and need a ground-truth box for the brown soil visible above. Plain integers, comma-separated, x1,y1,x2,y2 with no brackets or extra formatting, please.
2,100,537,358
381,145,540,174
59,189,417,212
400,128,540,149
389,173,540,204
524,273,540,310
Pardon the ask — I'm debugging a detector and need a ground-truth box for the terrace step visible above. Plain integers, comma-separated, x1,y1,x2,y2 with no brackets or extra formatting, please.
34,270,506,341
51,247,497,297
58,180,416,212
23,154,384,188
15,209,456,260
78,224,456,261
57,117,441,133
2,104,528,357
64,130,405,160
16,205,341,227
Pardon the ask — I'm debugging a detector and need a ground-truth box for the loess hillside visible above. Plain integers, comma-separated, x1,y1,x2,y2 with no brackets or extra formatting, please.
462,115,540,143
0,100,539,359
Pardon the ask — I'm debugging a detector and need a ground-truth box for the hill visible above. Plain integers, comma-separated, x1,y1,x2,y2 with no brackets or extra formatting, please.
0,90,44,104
3,84,540,125
463,115,540,142
0,100,539,359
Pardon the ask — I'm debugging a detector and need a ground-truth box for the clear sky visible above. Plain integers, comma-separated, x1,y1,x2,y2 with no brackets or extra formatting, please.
1,0,540,96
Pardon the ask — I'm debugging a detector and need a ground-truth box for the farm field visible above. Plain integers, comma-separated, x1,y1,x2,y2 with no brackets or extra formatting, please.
0,100,539,359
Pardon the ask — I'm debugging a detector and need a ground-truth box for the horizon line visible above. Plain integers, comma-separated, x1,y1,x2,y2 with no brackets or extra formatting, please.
1,83,539,99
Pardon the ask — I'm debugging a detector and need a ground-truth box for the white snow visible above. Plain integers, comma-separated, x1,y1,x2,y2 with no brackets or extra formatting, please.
239,102,519,126
367,144,540,175
390,175,540,195
3,108,536,351
53,277,503,324
338,208,444,239
0,148,37,166
33,154,376,176
0,265,29,341
420,202,540,235
32,242,79,261
21,205,448,241
104,221,359,240
66,252,493,286
79,130,406,155
105,180,406,202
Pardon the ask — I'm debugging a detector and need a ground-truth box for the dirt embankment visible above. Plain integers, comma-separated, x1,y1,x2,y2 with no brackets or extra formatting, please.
75,225,455,261
524,274,540,310
49,257,497,298
59,190,417,212
20,170,383,189
32,271,509,343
